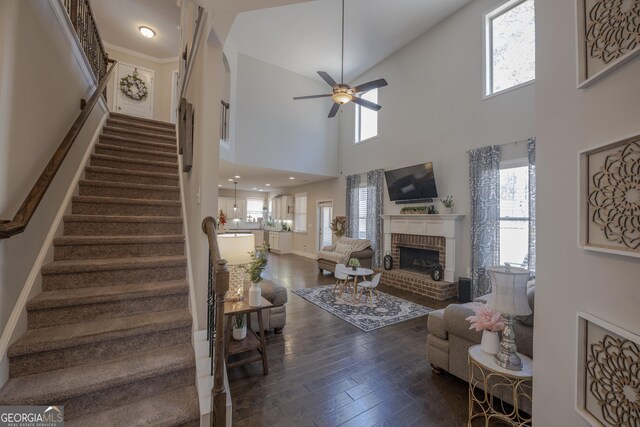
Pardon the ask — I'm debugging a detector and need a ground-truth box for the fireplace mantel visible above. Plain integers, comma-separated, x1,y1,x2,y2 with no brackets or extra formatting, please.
381,214,464,283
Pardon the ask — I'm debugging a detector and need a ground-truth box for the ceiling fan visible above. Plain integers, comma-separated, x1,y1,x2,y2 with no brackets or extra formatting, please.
293,0,388,118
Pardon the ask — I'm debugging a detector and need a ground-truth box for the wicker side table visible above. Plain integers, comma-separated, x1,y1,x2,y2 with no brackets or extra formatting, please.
468,345,533,426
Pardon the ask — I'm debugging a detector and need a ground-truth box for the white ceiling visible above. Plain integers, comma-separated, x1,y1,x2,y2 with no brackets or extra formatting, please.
226,0,471,84
218,160,335,192
92,0,180,59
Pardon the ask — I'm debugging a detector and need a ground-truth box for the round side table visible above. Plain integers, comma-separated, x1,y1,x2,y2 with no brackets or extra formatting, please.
468,345,533,426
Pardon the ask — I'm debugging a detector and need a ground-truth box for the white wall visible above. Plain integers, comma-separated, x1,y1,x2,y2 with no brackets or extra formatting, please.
335,0,534,278
0,0,107,338
105,48,178,123
228,53,340,177
532,0,640,423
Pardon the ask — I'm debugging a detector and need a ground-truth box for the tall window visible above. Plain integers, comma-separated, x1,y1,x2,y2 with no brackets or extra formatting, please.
485,0,535,96
355,89,378,143
358,187,367,239
246,198,264,222
499,165,529,267
294,193,307,232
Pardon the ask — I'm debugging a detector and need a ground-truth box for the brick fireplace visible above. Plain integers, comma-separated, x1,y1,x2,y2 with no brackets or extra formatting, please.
378,214,464,301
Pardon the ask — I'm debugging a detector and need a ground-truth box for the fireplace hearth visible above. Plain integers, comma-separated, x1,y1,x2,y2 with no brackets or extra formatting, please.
399,246,440,274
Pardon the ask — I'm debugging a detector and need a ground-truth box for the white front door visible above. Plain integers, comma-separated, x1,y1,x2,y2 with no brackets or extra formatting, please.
318,201,333,251
114,62,154,119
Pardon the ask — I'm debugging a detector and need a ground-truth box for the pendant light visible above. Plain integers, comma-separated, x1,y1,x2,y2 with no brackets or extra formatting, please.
233,181,239,219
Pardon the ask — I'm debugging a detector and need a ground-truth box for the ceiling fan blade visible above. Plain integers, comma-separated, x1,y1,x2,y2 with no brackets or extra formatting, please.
318,71,338,88
293,94,332,100
353,78,388,93
352,96,382,111
328,103,340,118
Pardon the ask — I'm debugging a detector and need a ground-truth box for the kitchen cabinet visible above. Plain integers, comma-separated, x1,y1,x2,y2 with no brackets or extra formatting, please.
272,196,293,220
268,231,292,254
218,197,244,220
252,230,264,248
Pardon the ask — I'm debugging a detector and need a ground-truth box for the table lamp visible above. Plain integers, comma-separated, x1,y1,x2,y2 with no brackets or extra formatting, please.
487,264,531,371
217,233,254,301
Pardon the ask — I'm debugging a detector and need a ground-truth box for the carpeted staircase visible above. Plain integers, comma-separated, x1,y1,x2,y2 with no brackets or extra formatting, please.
0,113,200,426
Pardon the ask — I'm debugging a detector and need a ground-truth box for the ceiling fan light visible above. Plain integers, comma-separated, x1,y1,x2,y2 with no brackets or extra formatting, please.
332,92,352,105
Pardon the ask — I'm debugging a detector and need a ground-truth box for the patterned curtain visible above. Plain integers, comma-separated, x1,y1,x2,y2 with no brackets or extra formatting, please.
469,145,501,298
527,138,536,278
345,174,360,238
366,169,384,268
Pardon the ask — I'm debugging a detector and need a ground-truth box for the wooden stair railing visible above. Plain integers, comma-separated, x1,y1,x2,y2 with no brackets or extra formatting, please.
0,60,117,239
202,217,229,427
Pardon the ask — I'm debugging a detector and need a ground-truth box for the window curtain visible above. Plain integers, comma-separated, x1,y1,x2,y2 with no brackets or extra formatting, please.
345,174,361,238
469,145,501,298
366,169,384,268
527,138,536,278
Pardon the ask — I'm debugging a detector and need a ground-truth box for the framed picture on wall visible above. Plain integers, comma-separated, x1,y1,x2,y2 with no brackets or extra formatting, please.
576,312,640,426
576,0,640,88
578,133,640,258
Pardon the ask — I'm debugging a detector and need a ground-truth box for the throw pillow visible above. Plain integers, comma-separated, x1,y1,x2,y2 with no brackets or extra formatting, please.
334,243,353,255
516,286,535,327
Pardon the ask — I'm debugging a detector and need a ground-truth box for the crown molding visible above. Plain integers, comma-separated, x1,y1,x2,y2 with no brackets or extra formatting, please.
103,41,179,64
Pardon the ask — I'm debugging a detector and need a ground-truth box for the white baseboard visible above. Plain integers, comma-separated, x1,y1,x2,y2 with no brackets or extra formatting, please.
0,111,108,387
293,250,317,260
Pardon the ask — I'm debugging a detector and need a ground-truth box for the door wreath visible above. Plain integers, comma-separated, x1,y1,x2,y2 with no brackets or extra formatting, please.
119,72,149,101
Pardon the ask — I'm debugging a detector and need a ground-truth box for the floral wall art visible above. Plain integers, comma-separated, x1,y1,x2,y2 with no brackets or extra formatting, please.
576,313,640,426
577,0,640,87
579,134,640,257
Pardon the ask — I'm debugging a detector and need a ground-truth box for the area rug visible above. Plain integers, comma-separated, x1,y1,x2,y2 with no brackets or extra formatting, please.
292,285,433,332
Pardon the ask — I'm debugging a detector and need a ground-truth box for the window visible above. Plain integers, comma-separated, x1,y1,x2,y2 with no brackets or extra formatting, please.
485,0,535,96
355,89,378,143
358,187,367,239
246,198,264,222
294,193,307,232
499,165,529,267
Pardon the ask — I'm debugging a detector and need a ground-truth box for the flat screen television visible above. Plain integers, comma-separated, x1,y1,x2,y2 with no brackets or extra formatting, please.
384,162,438,202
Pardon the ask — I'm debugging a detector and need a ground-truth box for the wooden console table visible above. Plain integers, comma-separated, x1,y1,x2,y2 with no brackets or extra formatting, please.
224,295,272,374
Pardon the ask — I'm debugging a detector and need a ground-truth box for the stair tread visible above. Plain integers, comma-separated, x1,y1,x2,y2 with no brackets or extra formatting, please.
28,279,188,310
41,255,187,274
66,385,199,427
85,165,179,180
54,235,184,246
72,195,181,206
99,133,176,150
64,214,182,224
107,118,176,134
109,112,175,129
10,309,191,356
79,179,180,192
104,125,176,141
96,142,178,160
0,343,194,404
91,153,178,169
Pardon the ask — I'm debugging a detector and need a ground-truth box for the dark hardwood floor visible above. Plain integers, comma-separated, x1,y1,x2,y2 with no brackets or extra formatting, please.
226,253,469,426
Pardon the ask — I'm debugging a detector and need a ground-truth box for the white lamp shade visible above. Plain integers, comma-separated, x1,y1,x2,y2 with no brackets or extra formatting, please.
487,265,532,316
217,233,254,265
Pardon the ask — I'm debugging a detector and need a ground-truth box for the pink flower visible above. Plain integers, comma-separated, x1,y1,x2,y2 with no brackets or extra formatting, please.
466,303,505,332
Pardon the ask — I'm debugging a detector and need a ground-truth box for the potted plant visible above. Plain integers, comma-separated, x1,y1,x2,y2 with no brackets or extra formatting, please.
440,195,454,214
466,303,505,355
347,257,361,271
246,243,269,306
232,314,247,340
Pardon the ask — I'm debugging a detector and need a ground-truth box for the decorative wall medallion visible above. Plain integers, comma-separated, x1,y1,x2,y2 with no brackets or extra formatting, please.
576,0,640,87
577,313,640,426
579,134,640,258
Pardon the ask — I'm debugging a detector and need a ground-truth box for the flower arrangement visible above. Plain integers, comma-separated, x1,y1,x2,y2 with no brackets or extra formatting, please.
245,243,269,283
466,303,505,332
330,216,347,237
119,73,148,101
347,258,360,269
218,210,227,227
441,195,454,208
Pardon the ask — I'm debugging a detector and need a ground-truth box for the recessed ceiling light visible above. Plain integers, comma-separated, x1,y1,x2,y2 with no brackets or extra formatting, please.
234,175,241,179
218,184,222,187
289,177,295,180
259,189,264,192
139,26,156,39
227,178,233,182
265,184,271,187
252,188,257,190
